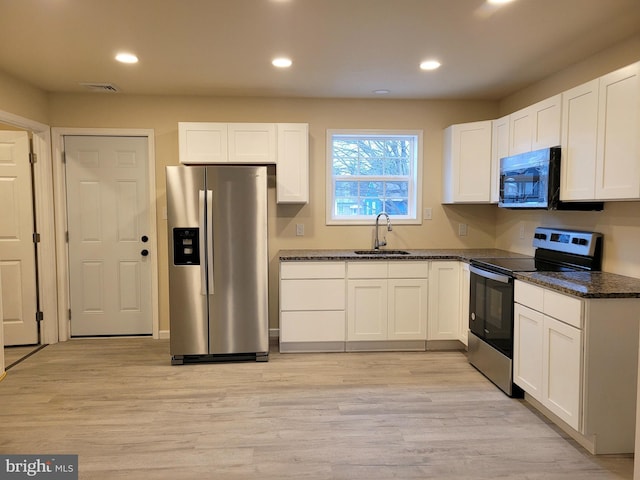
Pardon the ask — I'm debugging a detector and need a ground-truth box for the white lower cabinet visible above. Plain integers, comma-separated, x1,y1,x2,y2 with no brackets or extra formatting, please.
427,261,460,341
458,262,470,346
279,261,346,352
513,304,544,400
346,261,428,350
514,280,640,454
543,315,582,430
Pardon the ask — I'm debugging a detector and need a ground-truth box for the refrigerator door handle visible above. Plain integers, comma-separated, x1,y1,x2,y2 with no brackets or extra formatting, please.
206,189,214,295
198,190,207,296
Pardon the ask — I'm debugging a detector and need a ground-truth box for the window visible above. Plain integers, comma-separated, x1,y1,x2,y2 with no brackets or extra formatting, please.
326,129,422,224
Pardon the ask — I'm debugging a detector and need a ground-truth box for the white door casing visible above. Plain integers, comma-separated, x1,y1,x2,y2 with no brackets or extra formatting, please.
0,130,38,345
65,135,153,336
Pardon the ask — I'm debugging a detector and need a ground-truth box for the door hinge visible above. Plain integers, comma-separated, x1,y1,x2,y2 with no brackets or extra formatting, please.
29,152,38,164
33,232,41,243
62,151,66,164
36,311,44,323
65,231,69,243
68,309,72,320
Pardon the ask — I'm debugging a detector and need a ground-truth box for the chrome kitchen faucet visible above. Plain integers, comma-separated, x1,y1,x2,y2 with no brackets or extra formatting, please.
374,212,392,249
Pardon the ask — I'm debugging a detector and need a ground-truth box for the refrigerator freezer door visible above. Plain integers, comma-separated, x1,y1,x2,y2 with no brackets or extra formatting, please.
207,166,269,356
166,166,209,356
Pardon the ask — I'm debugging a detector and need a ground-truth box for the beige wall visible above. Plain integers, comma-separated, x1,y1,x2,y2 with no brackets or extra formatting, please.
0,69,48,124
494,34,640,278
49,94,498,331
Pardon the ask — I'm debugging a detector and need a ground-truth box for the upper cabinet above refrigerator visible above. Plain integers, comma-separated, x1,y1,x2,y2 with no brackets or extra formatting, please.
178,121,309,204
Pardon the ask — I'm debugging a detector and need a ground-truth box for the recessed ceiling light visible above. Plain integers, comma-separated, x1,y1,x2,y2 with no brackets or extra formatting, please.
272,57,293,68
419,60,441,71
373,89,390,95
487,0,515,4
115,52,138,64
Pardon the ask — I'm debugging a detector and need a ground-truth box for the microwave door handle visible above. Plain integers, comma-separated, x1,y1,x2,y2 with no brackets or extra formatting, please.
470,265,511,284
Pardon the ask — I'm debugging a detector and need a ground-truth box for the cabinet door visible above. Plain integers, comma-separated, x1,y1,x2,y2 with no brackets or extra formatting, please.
347,279,387,341
531,94,561,150
560,80,599,201
458,262,470,346
178,122,228,164
543,316,582,431
387,279,428,340
513,304,544,400
427,261,460,340
227,123,276,164
276,123,309,204
442,121,492,203
491,115,509,203
509,95,561,155
596,62,640,200
509,108,532,155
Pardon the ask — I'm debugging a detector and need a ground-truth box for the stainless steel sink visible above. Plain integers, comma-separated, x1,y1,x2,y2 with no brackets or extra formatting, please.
353,249,410,255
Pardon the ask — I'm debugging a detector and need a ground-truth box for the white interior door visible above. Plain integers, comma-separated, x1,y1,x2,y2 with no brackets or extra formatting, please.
65,136,152,336
0,130,38,346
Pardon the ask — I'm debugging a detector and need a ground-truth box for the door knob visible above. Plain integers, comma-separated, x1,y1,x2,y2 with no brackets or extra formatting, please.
141,249,149,256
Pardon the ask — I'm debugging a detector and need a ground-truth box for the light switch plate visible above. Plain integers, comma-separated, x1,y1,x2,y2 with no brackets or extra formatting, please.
296,223,304,236
423,208,432,220
458,223,468,236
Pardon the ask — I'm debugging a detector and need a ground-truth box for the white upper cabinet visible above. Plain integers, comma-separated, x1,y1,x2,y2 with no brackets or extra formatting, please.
178,122,310,204
560,61,640,201
227,123,276,164
179,122,276,164
179,122,228,164
509,94,561,155
595,62,640,200
491,115,509,203
560,79,599,201
276,123,309,204
442,120,492,204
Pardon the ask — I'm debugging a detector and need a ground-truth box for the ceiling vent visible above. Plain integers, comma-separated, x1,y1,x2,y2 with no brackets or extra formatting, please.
79,82,120,93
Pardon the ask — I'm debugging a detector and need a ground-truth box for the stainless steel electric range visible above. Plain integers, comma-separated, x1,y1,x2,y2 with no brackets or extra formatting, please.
467,227,603,397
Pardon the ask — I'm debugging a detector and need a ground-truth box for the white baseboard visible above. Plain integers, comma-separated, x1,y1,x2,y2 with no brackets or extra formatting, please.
158,330,170,339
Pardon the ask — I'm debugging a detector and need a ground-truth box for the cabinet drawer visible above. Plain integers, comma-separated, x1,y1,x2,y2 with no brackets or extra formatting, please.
280,311,345,342
280,261,345,279
280,279,345,311
515,280,544,311
388,261,428,278
347,261,388,278
544,290,583,329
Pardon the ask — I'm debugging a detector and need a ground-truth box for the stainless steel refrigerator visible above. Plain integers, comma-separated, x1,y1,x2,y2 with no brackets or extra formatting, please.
166,165,269,364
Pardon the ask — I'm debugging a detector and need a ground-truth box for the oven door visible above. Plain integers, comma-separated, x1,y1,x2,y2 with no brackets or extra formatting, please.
469,266,514,358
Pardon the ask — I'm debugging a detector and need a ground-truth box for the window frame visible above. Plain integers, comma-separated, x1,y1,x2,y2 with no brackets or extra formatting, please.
325,129,423,225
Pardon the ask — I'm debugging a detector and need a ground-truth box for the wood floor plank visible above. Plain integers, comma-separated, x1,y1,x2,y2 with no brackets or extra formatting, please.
0,338,633,479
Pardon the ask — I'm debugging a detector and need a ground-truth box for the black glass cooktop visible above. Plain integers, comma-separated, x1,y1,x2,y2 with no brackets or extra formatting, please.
470,257,579,276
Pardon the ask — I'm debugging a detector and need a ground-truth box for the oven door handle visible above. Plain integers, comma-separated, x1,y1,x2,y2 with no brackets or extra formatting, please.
470,265,512,284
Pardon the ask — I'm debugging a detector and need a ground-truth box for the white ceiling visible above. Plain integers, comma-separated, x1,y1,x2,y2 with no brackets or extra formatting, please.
1,0,639,100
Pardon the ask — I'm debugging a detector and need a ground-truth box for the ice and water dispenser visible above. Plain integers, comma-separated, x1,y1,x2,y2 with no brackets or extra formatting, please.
173,228,200,265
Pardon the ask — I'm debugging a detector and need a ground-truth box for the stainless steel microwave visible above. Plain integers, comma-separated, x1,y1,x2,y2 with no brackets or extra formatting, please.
498,147,603,211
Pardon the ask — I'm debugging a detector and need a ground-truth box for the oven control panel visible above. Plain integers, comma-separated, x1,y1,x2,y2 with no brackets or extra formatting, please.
532,227,602,257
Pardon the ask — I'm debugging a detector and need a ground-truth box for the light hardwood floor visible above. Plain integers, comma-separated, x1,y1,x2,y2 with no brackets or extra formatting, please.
0,338,633,479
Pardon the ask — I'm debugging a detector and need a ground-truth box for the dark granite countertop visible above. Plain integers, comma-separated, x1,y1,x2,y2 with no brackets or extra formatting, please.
278,248,530,262
514,271,640,299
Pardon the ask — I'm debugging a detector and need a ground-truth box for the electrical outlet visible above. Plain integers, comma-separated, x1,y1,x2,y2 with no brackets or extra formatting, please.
423,207,432,220
296,223,304,236
458,223,468,236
